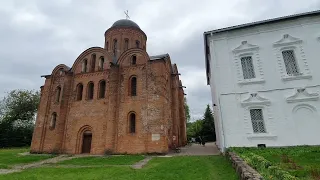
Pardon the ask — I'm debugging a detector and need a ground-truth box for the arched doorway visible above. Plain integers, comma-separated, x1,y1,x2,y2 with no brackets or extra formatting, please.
81,130,92,154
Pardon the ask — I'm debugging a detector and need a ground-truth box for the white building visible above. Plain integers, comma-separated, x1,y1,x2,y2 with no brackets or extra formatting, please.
204,11,320,152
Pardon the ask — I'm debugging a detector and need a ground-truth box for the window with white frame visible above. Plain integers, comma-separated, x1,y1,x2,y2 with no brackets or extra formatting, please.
282,50,300,75
250,109,266,133
241,56,255,79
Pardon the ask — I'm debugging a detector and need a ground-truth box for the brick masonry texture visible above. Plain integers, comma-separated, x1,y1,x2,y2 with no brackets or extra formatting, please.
30,21,187,155
227,152,263,180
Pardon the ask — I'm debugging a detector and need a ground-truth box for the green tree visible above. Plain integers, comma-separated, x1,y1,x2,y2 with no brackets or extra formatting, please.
0,89,40,147
201,104,216,142
187,119,203,139
184,97,191,123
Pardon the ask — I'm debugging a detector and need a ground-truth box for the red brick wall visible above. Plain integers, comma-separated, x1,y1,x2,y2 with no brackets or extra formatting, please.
30,26,185,155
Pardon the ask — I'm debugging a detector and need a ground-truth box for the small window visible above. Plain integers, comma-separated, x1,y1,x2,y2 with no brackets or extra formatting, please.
99,56,104,70
113,39,117,55
130,77,137,96
282,50,299,75
241,56,255,79
124,39,129,50
76,83,83,101
87,82,94,100
50,113,57,129
55,86,61,103
59,69,64,75
131,55,136,65
106,41,109,51
82,59,88,73
91,54,96,72
99,80,106,98
136,40,140,48
250,109,266,133
129,113,136,133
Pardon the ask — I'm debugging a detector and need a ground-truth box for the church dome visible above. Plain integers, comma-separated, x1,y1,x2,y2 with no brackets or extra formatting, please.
111,19,140,29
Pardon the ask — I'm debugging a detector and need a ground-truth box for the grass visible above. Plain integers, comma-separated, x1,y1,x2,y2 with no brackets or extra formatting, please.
230,146,320,180
58,155,145,165
0,148,55,169
0,156,238,180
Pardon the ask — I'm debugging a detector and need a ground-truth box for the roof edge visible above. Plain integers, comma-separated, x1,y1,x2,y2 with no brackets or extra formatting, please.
204,10,320,35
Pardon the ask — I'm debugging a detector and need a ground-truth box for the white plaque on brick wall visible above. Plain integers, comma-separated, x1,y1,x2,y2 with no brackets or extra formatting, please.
152,134,160,141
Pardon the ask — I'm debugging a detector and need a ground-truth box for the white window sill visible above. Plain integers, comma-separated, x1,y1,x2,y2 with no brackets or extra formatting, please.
282,74,312,81
238,79,265,85
247,133,277,140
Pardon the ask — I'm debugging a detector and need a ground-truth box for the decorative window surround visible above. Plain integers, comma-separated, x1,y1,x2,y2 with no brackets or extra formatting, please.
273,34,312,81
241,93,275,137
241,93,271,107
286,88,319,103
233,41,265,85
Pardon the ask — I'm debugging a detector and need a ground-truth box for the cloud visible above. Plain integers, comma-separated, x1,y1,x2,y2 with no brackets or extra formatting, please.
0,0,319,120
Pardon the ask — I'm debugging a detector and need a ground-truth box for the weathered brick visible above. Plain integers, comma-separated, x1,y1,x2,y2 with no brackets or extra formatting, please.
30,21,186,155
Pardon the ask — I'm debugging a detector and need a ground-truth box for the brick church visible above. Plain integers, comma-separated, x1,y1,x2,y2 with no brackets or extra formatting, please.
30,19,187,154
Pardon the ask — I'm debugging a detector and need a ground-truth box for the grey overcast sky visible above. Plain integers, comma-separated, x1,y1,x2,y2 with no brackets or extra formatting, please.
0,0,319,121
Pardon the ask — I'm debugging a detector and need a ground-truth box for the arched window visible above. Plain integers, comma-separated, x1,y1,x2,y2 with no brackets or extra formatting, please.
106,41,109,51
91,54,96,72
87,82,94,100
82,59,88,73
99,80,106,99
99,56,104,71
131,55,136,65
129,113,136,133
124,39,129,50
50,112,57,129
113,39,117,55
55,86,61,103
76,83,83,101
136,40,140,48
130,77,137,96
59,68,64,75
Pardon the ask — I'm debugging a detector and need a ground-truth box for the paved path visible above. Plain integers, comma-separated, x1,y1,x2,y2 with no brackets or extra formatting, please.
0,155,76,175
168,142,220,156
131,157,153,169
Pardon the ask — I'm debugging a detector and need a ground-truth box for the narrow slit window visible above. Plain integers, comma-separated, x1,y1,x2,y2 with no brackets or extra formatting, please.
55,86,61,103
250,109,266,133
76,84,83,101
136,40,140,48
99,80,106,98
106,41,109,51
91,54,96,72
82,59,88,73
241,56,255,79
99,56,104,70
87,82,94,100
50,113,57,129
113,39,117,55
282,50,299,75
131,77,137,96
124,39,129,50
132,55,136,65
129,113,136,133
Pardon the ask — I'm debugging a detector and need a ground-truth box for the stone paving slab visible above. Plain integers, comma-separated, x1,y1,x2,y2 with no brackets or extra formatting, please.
168,142,221,156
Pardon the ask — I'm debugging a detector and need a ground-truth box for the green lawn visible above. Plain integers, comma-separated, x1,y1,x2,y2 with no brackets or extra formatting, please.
58,155,145,165
231,146,320,180
0,148,55,169
0,156,238,180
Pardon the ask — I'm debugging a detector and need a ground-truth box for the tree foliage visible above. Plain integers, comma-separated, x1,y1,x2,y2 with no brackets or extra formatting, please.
187,104,216,142
0,90,40,147
184,97,191,123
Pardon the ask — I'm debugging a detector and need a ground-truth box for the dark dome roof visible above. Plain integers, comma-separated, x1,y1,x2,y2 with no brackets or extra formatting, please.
111,19,140,29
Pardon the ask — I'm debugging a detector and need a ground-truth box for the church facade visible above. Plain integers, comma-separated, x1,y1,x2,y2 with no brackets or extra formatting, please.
30,19,187,154
204,11,320,152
